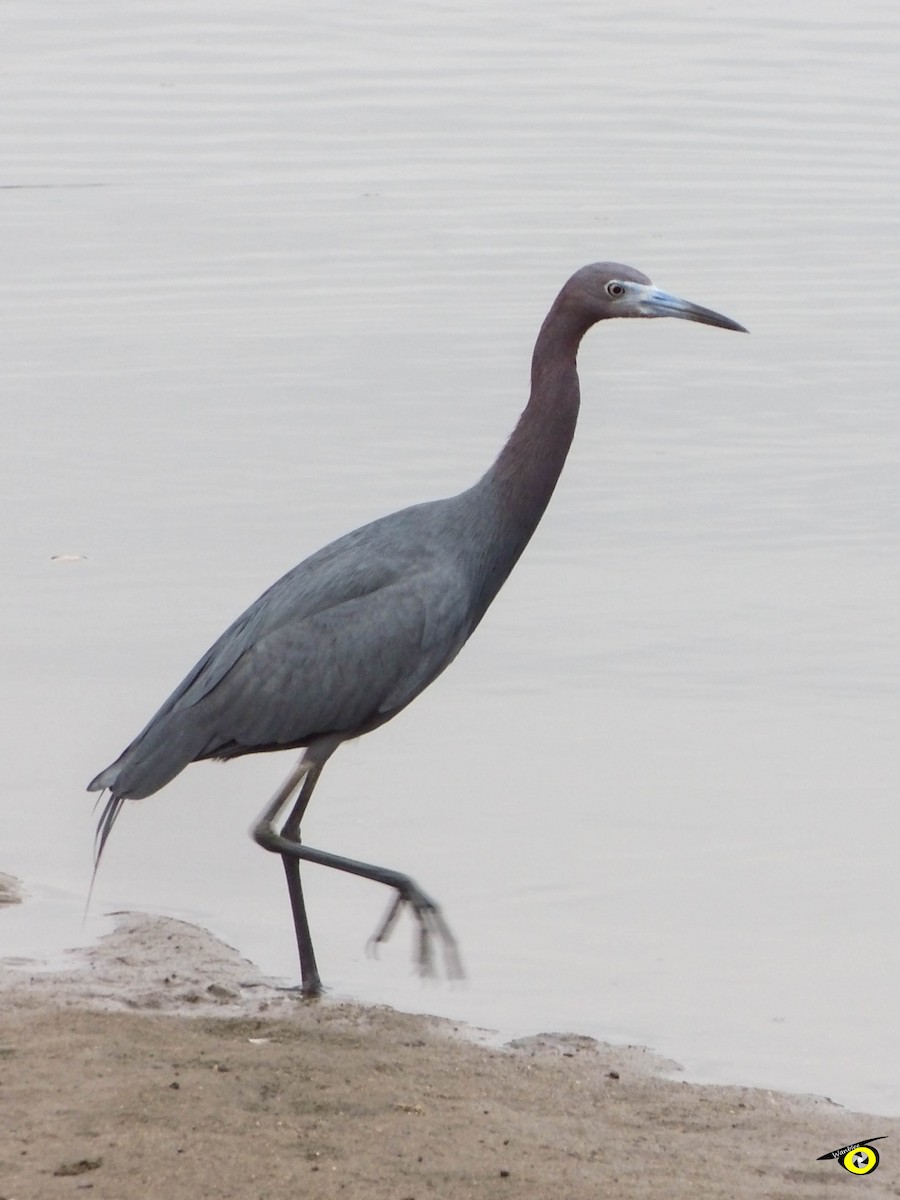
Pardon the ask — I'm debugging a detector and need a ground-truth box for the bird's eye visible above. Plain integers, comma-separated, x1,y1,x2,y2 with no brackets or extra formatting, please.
606,282,626,298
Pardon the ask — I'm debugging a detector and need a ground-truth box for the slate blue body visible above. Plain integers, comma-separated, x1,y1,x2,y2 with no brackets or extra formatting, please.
91,490,501,798
88,262,745,994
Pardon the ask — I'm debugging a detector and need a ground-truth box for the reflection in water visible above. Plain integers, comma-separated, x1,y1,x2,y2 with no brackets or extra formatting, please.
3,0,900,1114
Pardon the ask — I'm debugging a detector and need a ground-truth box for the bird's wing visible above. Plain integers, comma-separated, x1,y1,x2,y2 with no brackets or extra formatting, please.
89,537,474,797
89,501,478,798
193,557,473,752
107,527,417,732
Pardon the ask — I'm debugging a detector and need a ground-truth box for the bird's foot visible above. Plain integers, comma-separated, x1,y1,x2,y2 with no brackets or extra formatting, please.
368,880,464,983
276,980,325,1001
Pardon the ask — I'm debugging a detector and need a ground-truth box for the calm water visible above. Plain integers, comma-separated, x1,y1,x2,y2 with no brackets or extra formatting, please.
3,0,900,1115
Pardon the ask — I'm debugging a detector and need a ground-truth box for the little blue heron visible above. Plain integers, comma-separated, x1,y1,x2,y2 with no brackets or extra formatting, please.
89,262,745,996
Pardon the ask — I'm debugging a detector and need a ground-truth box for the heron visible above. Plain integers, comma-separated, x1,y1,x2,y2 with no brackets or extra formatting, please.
88,261,745,997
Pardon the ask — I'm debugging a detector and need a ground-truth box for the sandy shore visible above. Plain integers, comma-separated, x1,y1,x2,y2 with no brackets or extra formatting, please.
2,881,897,1198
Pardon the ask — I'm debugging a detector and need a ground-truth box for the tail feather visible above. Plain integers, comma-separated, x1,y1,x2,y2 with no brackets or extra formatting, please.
87,765,119,793
86,709,214,915
83,790,126,925
87,706,218,802
94,792,126,869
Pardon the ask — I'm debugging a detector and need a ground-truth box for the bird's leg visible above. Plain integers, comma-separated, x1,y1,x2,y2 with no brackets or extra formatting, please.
253,762,463,987
281,861,320,996
252,755,325,998
280,841,462,983
279,762,325,996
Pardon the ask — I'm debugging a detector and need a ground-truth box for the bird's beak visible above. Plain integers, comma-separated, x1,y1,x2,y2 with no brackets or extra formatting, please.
635,284,747,333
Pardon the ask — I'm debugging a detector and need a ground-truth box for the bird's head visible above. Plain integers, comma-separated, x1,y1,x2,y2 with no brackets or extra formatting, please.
565,262,747,333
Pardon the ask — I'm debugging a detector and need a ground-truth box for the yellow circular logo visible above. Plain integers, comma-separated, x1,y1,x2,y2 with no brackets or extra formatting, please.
841,1146,879,1175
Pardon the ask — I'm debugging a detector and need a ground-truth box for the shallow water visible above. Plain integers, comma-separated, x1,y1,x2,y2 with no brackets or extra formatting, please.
3,0,900,1115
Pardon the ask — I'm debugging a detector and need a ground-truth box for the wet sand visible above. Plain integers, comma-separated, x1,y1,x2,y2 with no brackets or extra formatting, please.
2,889,897,1199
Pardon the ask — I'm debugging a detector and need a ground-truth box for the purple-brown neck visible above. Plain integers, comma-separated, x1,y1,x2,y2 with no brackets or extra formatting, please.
489,290,598,542
463,285,600,616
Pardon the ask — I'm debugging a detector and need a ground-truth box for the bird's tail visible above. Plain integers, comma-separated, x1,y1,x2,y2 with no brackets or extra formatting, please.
87,702,217,802
94,791,126,868
83,790,126,925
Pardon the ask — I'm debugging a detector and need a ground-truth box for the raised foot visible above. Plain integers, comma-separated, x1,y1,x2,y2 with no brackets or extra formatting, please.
368,879,464,983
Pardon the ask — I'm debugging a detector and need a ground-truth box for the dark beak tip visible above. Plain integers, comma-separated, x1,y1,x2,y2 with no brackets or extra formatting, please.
707,315,748,334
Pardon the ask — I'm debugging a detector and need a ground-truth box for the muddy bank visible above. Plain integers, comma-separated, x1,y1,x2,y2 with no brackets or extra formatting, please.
1,907,896,1198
